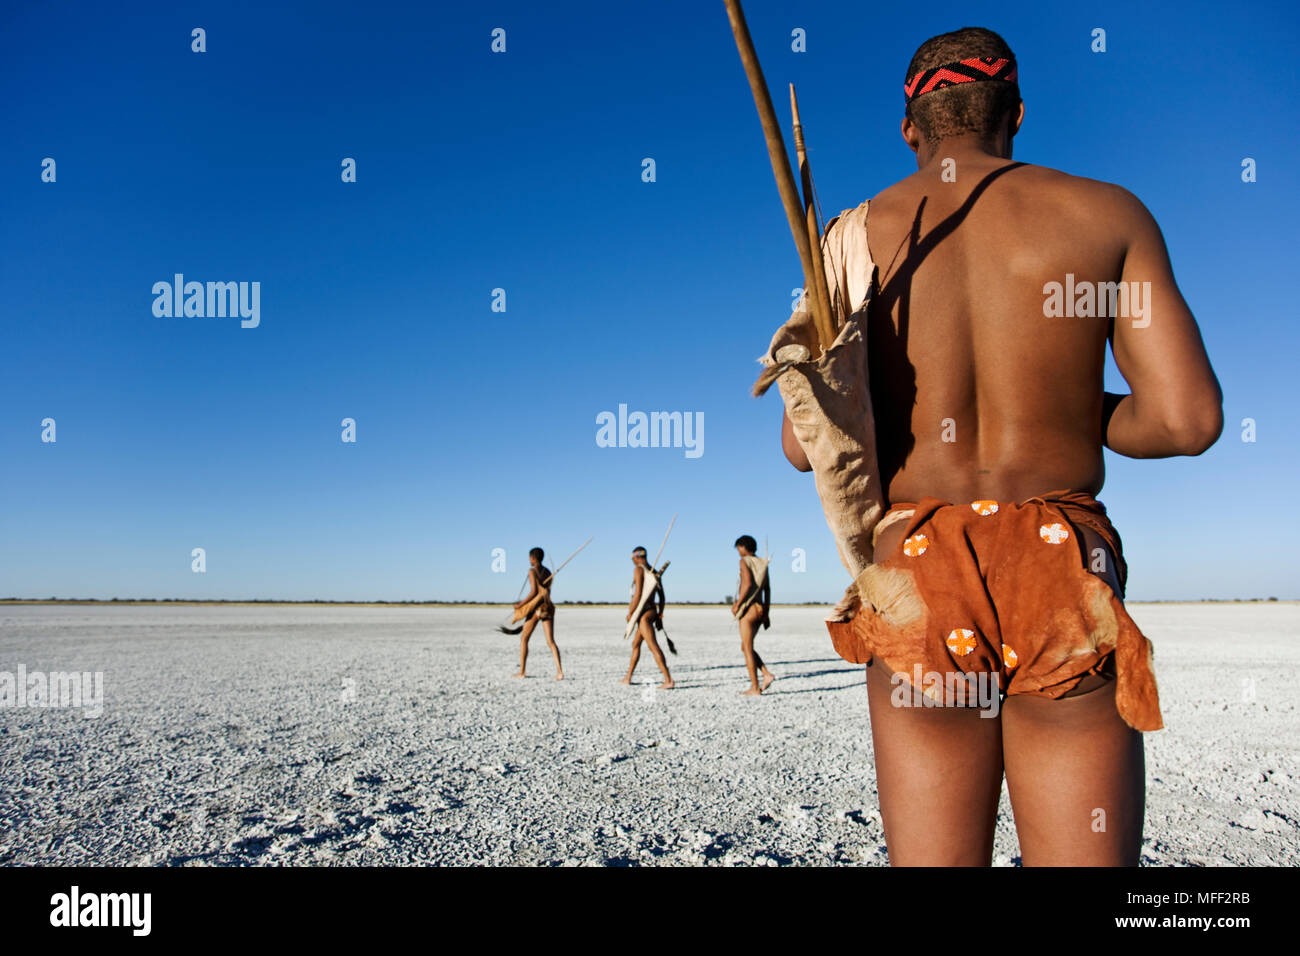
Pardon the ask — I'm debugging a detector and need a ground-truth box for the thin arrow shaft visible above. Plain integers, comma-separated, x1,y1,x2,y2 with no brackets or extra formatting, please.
652,515,677,568
790,83,835,340
541,536,593,588
723,0,835,350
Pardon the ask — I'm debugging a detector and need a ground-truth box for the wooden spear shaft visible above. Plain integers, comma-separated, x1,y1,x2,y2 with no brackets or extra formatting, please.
652,515,676,568
722,0,836,350
511,536,592,622
541,536,593,589
790,84,835,343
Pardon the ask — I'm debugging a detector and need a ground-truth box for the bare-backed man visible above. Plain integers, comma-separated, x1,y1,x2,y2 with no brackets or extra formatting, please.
783,27,1221,866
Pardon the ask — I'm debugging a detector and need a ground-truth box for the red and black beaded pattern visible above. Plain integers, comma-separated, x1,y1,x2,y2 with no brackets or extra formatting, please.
904,57,1018,101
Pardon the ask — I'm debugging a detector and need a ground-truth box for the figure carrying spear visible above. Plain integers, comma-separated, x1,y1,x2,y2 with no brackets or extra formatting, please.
621,545,673,690
503,537,591,680
621,517,677,690
512,547,563,680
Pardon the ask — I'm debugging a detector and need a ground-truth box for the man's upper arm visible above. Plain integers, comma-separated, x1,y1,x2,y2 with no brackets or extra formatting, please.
782,409,812,471
1109,188,1222,446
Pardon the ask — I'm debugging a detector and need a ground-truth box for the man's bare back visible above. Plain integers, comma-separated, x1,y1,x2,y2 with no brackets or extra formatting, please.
869,156,1110,503
866,150,1219,507
784,141,1221,527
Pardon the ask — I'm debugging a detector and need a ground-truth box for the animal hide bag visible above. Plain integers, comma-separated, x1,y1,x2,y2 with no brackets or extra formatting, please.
733,554,770,619
753,201,884,617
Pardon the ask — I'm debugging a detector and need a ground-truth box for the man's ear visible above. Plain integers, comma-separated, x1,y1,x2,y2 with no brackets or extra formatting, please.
1011,100,1025,137
900,116,923,155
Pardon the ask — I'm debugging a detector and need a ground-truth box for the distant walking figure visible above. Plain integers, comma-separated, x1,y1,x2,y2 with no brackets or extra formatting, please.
731,535,774,695
512,548,563,680
621,546,674,689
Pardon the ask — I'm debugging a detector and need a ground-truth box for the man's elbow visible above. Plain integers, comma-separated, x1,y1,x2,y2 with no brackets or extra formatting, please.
781,412,813,471
1167,397,1223,456
783,435,812,471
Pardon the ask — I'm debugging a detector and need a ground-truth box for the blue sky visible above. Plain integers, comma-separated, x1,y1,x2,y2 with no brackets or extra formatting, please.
1,0,1296,603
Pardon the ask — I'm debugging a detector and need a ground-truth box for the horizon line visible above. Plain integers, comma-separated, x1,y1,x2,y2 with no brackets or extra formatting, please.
1,597,1294,608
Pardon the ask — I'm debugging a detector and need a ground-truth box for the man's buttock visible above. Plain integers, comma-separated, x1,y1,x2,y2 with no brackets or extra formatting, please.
827,490,1163,731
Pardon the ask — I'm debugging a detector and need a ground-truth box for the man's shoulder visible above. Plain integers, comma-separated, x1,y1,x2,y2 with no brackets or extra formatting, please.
1019,164,1145,209
867,162,1142,203
863,162,1150,229
1026,167,1157,242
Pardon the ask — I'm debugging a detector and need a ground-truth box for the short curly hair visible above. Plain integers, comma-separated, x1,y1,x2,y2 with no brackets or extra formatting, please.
904,27,1020,143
